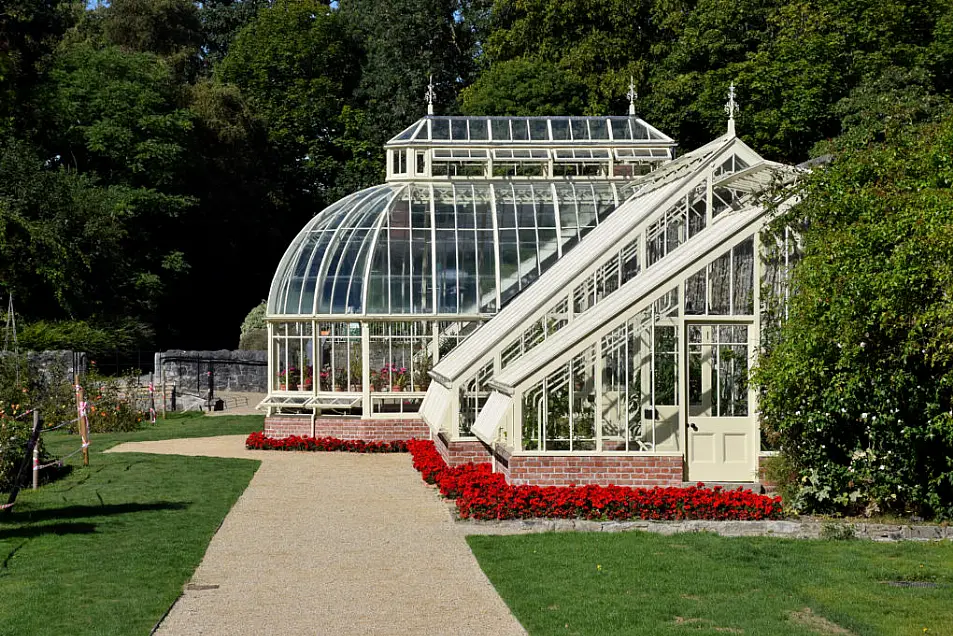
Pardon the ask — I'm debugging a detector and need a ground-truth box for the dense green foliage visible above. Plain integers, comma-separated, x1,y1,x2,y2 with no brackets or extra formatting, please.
2,0,950,352
756,112,953,519
469,532,953,635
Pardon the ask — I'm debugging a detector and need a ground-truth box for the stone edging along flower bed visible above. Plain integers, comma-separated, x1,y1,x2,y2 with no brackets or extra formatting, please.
246,433,783,522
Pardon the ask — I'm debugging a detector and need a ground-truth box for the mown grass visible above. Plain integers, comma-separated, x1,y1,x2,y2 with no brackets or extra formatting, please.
0,413,264,636
468,531,953,636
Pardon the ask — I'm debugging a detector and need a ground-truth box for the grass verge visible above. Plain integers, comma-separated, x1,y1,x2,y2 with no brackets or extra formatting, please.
0,413,264,636
468,532,953,635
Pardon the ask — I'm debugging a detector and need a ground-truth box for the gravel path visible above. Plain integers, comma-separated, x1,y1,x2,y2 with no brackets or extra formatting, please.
107,436,526,636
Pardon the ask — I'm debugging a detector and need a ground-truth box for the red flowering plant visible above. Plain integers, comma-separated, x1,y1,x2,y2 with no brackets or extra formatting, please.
406,440,784,522
245,431,407,453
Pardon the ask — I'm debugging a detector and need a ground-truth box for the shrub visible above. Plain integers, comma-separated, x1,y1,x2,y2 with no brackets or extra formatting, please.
0,411,54,492
754,111,953,520
79,370,147,433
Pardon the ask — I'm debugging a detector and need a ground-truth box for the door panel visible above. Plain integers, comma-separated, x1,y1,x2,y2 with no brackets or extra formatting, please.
686,324,755,482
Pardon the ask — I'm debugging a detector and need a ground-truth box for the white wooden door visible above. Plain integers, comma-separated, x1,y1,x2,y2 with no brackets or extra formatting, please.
686,324,756,482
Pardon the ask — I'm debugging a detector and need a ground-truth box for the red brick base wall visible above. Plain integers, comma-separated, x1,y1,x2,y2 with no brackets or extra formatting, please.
498,452,684,487
434,433,493,467
758,454,779,490
264,415,430,442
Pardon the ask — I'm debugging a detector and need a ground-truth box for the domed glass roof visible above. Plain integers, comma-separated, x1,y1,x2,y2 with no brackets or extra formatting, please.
267,181,624,316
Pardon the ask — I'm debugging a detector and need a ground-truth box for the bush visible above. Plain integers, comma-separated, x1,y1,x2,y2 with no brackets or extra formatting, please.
754,112,953,520
79,370,148,433
0,412,53,492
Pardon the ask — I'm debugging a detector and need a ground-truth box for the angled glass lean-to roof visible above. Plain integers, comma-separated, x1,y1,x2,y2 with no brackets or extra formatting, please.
414,118,803,482
420,131,798,442
263,114,678,419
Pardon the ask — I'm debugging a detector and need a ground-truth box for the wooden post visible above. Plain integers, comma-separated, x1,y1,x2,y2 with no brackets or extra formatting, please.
157,353,167,419
75,376,89,466
3,409,42,513
32,411,39,490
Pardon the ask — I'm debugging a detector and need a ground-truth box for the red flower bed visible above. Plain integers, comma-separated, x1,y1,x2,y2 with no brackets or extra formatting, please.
245,431,408,453
407,439,784,521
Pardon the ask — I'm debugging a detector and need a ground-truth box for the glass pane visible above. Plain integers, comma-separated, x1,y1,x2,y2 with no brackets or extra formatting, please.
450,119,468,141
709,252,731,315
529,119,549,140
732,238,755,315
589,119,610,140
550,119,570,140
431,118,450,140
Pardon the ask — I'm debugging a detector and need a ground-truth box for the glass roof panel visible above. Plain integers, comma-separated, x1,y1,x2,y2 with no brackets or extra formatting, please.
450,119,468,141
393,120,423,141
551,119,570,141
490,119,510,142
570,118,590,141
469,119,489,141
512,118,530,141
431,118,450,140
269,178,632,317
529,119,549,141
589,119,610,140
387,116,674,145
610,118,631,141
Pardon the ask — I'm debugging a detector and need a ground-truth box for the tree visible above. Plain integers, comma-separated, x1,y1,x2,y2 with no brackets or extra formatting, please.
218,0,361,202
460,58,587,116
198,0,274,68
480,0,666,114
754,109,953,519
0,0,74,134
0,137,186,324
339,0,480,140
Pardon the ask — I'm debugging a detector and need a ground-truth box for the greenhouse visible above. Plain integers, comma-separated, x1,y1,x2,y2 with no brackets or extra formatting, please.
418,105,802,485
263,114,677,425
263,96,802,486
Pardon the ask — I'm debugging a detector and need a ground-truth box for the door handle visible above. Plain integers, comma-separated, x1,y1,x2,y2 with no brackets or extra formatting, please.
689,422,698,431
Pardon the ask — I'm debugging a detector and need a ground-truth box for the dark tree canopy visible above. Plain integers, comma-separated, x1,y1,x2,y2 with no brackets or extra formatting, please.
0,0,950,380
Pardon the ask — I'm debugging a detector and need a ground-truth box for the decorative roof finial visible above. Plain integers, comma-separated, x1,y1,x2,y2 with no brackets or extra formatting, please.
725,82,738,136
425,75,436,116
627,76,637,116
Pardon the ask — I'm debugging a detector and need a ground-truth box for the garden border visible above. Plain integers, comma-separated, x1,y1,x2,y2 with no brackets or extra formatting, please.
452,514,953,542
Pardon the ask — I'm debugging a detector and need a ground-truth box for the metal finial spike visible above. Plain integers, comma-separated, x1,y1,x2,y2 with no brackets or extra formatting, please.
725,83,738,136
425,75,436,116
627,76,637,116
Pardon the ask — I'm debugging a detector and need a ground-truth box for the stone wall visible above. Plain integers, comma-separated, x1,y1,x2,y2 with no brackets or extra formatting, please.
0,350,86,384
159,350,267,393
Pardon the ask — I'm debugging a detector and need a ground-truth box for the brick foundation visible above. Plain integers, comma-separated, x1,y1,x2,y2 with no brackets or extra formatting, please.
434,433,493,467
264,415,430,442
498,450,684,487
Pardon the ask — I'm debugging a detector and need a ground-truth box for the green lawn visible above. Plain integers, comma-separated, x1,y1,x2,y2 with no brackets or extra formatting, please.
468,532,953,636
0,413,264,636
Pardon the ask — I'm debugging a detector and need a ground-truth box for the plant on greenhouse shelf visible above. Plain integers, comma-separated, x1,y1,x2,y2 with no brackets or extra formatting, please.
349,353,362,391
278,367,298,391
415,352,432,391
392,366,408,391
334,367,348,391
370,369,383,391
303,365,313,391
